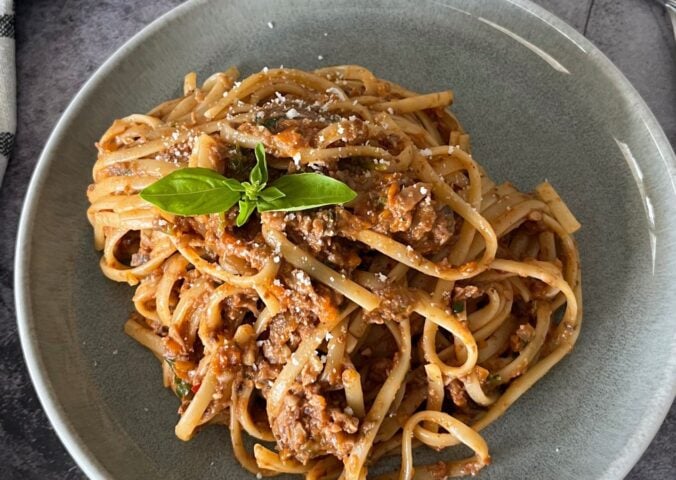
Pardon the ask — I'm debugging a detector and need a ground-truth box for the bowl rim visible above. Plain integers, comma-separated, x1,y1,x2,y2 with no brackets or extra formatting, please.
14,0,676,479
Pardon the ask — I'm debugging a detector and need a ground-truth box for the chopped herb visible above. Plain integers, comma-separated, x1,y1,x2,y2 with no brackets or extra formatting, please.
174,376,192,399
165,359,193,399
452,301,465,314
227,154,250,179
261,116,281,130
487,373,502,386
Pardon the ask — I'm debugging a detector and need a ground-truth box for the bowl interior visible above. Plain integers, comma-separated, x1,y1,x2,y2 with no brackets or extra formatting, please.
17,0,676,479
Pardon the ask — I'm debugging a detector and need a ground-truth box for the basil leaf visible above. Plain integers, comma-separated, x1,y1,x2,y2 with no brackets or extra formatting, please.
140,167,243,215
250,143,268,186
240,181,259,201
236,199,256,227
140,144,357,225
258,186,286,202
222,179,246,192
257,173,357,212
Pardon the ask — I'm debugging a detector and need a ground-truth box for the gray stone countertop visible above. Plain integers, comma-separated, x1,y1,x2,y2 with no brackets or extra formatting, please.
0,0,674,478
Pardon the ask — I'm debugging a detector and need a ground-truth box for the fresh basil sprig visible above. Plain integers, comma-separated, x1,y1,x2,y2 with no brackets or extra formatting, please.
140,143,357,226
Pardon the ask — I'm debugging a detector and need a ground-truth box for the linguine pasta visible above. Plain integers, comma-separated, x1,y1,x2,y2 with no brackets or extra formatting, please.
87,65,581,479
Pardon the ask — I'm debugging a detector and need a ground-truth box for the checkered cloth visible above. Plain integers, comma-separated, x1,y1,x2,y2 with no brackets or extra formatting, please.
0,0,14,187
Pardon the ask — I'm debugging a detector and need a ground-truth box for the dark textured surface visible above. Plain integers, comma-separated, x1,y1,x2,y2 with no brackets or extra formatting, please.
0,0,673,479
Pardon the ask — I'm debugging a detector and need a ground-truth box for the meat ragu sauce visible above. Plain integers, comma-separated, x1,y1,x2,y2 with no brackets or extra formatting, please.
163,99,462,462
89,66,582,479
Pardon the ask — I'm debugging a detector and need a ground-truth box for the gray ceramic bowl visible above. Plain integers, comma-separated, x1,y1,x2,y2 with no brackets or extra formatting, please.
15,0,676,479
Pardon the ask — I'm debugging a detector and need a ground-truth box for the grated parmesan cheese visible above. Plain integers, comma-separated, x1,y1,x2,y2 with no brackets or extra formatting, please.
286,108,301,119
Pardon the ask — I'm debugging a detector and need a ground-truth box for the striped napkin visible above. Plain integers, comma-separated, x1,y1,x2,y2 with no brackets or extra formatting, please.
0,0,14,187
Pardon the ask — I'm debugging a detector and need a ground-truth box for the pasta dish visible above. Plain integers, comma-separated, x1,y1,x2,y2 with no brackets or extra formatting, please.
87,65,582,479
